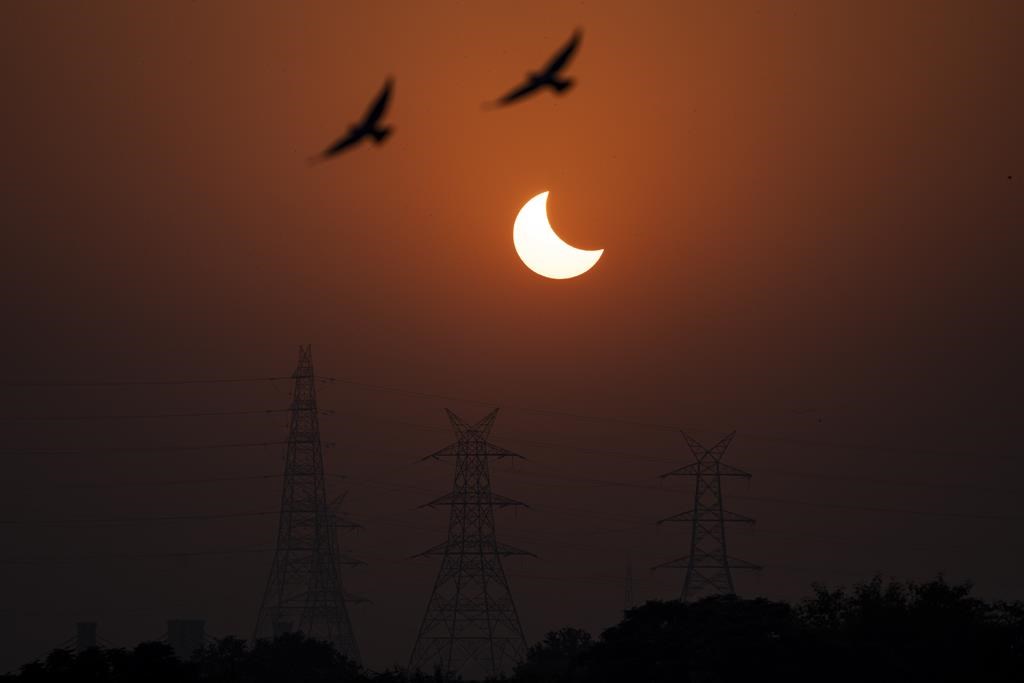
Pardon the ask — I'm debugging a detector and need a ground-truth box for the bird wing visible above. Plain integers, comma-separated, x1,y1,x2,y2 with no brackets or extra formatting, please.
493,79,541,105
320,128,363,158
361,78,393,126
542,29,581,75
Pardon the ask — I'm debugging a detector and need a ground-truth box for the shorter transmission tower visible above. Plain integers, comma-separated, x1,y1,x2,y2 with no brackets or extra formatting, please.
654,431,759,601
409,409,532,679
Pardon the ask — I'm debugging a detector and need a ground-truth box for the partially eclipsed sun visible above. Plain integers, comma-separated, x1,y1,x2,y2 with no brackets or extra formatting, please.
513,191,604,279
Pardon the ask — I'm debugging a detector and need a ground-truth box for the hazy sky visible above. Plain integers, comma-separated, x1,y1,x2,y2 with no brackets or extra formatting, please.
1,0,1022,672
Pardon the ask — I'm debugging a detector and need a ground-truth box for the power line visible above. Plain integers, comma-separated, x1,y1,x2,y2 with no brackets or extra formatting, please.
10,460,997,531
736,527,978,554
315,375,1000,463
322,411,1013,500
336,458,1022,533
507,564,924,586
6,408,1013,496
1,472,348,491
0,377,291,388
0,547,276,566
4,471,1014,533
0,374,1014,535
747,466,1024,497
0,371,1000,463
56,473,285,489
494,467,1024,524
0,440,289,456
0,409,292,422
316,376,678,433
362,507,991,573
53,473,346,489
731,494,1024,522
0,510,277,527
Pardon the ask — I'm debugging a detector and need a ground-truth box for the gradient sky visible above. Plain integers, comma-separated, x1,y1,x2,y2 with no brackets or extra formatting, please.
1,0,1022,672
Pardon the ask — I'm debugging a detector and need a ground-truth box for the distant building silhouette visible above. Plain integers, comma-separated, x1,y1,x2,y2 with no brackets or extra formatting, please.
75,622,97,652
166,619,205,660
624,553,635,611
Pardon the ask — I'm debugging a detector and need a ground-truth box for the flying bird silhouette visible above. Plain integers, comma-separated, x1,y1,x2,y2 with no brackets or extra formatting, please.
488,29,582,107
310,78,393,163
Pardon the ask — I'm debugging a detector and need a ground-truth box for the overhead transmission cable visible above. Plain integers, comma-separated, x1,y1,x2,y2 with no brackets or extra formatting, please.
0,440,289,456
0,510,278,527
0,376,291,388
314,374,997,463
0,409,291,422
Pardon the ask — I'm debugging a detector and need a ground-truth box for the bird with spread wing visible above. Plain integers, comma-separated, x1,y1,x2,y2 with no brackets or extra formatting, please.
310,78,394,163
488,29,582,107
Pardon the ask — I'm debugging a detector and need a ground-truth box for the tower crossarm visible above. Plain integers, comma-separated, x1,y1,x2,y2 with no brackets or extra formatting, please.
338,554,366,567
721,556,761,570
653,554,761,571
414,539,535,558
651,555,690,571
344,591,372,605
659,462,751,478
657,509,755,524
411,540,450,558
419,407,524,460
332,521,364,530
420,491,527,508
422,441,523,461
413,540,536,561
495,541,535,557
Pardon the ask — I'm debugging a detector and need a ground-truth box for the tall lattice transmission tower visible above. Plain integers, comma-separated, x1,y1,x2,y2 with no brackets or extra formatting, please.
254,345,361,663
654,431,759,601
409,409,531,679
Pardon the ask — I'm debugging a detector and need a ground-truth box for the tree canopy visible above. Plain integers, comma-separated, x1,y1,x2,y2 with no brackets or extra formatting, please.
5,577,1022,682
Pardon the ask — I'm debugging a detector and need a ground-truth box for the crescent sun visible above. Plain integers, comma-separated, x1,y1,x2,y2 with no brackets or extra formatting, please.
513,191,604,279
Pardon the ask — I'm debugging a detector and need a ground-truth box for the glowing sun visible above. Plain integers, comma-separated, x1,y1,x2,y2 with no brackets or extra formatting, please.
513,191,604,279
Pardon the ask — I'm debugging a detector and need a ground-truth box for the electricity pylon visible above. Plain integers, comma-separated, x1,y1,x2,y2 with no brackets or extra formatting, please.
254,345,361,663
654,431,759,601
409,409,531,679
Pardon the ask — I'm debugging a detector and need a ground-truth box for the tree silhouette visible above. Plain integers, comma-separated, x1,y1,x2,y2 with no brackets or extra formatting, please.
240,632,361,683
15,642,190,683
581,596,799,683
193,637,248,683
799,575,1024,682
6,578,1022,682
515,577,1022,682
515,627,592,682
10,634,363,683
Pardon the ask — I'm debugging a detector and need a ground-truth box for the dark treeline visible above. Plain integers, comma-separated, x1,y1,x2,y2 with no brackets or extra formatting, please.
5,577,1022,682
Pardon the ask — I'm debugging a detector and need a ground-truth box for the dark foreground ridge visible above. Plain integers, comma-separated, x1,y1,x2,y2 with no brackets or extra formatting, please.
6,577,1023,682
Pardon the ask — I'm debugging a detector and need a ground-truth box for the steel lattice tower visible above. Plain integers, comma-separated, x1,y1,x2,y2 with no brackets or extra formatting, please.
654,431,759,601
254,345,360,663
409,409,531,679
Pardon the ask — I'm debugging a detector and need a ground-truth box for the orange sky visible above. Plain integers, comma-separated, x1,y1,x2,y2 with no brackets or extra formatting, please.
1,0,1022,671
